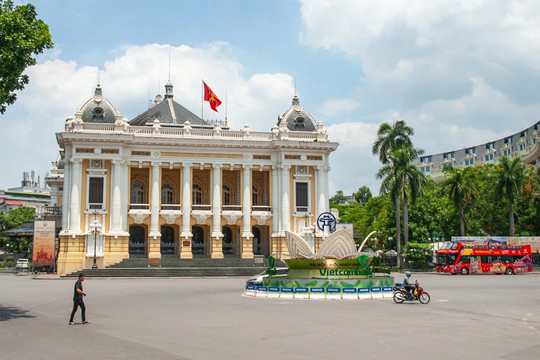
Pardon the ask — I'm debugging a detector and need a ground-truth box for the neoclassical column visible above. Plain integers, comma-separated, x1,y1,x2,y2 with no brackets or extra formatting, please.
181,162,192,238
271,165,279,236
110,160,122,232
316,165,326,217
323,165,330,213
69,158,82,233
121,161,129,233
242,165,252,237
149,161,161,238
211,164,223,238
241,164,253,258
280,165,291,233
180,162,193,259
61,159,72,231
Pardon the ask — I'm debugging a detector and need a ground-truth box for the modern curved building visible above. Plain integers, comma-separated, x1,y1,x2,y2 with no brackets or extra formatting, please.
414,121,540,180
47,81,339,275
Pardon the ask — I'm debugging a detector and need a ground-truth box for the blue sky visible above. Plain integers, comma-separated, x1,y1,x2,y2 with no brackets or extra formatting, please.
3,0,540,196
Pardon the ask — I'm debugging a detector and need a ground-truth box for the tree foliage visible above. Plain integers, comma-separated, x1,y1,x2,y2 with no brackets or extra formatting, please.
0,206,35,255
0,0,53,114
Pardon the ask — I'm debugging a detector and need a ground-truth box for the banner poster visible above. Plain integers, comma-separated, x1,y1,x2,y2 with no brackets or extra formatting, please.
336,223,354,238
33,220,56,265
451,236,507,245
507,237,540,252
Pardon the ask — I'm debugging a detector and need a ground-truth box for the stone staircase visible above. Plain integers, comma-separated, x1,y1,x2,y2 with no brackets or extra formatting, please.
63,256,285,278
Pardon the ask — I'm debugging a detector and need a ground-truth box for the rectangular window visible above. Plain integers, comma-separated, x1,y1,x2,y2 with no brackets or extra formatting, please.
295,182,308,212
89,177,104,209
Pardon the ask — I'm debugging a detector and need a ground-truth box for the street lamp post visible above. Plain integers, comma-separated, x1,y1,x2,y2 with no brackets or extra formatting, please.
91,212,101,269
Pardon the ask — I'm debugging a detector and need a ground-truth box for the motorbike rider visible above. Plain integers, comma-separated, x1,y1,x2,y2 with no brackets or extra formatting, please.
403,271,415,298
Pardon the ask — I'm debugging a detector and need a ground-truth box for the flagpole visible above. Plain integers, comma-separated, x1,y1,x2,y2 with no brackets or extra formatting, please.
225,90,228,127
201,80,204,123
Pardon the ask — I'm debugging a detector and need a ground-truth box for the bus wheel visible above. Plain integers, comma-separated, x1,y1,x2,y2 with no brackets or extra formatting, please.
505,267,514,275
461,267,469,275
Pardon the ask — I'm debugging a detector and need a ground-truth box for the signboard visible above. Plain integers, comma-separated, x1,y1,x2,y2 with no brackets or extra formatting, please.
317,212,337,232
32,220,56,265
508,237,540,252
336,223,354,238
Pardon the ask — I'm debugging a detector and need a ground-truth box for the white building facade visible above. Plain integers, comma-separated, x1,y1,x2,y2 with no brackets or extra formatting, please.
51,83,338,275
414,121,540,180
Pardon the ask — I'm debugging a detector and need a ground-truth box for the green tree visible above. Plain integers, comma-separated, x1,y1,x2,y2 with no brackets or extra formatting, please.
495,157,528,236
0,206,35,254
441,166,478,236
377,147,425,266
372,120,414,164
331,190,347,204
0,0,53,114
353,185,372,205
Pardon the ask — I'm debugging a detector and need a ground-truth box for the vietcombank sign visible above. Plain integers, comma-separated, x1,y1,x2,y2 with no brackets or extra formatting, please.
285,257,373,279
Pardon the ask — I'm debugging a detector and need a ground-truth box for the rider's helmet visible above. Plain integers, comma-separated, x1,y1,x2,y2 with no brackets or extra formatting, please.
406,271,411,277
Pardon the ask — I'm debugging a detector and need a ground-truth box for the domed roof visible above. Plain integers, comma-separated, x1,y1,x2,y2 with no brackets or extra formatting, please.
277,95,317,132
79,84,121,123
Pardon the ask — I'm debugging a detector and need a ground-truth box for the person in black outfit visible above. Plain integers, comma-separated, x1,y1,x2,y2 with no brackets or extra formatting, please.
69,273,89,325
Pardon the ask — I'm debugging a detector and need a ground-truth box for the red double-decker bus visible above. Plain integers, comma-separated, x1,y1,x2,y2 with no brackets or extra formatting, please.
436,242,532,275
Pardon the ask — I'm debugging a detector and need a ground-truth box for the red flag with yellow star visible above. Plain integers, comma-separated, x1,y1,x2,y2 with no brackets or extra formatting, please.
203,81,222,112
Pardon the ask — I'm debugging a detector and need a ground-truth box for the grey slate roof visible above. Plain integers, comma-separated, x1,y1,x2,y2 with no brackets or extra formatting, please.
129,98,206,126
277,95,317,132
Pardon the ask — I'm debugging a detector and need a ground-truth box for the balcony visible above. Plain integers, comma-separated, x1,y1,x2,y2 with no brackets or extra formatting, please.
223,205,242,211
161,204,181,211
129,203,150,210
252,205,271,212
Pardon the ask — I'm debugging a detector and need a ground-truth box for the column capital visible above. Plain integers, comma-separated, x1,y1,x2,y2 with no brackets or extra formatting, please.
242,164,252,170
70,157,83,164
112,159,124,166
151,161,162,168
182,162,192,168
212,163,223,169
280,165,291,171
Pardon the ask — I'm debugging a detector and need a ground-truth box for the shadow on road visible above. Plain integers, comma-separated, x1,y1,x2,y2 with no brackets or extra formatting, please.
0,305,36,321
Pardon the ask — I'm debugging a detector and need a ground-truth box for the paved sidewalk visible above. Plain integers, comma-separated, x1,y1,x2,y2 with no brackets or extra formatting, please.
1,273,540,359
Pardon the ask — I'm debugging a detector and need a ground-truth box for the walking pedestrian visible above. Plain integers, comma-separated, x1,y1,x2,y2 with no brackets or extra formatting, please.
69,273,89,325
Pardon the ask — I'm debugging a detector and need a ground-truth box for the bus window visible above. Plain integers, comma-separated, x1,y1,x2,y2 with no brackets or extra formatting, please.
460,256,470,264
449,254,457,265
450,243,458,250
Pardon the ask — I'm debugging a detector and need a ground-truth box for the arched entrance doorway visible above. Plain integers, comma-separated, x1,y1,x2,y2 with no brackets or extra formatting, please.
192,226,205,256
252,226,269,256
129,225,146,256
222,227,233,256
160,226,175,255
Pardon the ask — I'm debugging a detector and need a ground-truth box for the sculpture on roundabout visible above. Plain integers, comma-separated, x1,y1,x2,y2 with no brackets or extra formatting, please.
245,229,395,299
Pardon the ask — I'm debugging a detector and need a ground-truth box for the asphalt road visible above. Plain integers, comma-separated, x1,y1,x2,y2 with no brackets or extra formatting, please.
1,272,539,360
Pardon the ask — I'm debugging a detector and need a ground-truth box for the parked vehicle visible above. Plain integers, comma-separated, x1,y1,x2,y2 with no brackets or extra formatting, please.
393,280,430,304
246,268,288,285
15,258,29,270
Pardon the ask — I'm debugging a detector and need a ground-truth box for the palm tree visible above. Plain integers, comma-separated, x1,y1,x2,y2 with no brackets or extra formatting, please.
495,156,528,236
372,120,414,164
441,166,478,236
377,147,425,266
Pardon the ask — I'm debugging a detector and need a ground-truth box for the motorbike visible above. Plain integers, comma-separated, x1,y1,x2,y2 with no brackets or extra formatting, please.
393,280,430,304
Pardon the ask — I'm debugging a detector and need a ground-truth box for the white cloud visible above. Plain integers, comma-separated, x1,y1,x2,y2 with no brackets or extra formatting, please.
0,43,295,189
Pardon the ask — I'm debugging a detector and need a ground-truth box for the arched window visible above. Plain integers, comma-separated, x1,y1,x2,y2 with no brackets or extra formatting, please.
252,185,259,206
223,184,231,205
193,184,202,205
130,182,144,203
161,183,174,204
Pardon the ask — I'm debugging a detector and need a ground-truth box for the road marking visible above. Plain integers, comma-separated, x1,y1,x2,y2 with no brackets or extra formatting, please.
438,299,449,302
528,326,537,331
